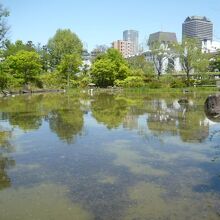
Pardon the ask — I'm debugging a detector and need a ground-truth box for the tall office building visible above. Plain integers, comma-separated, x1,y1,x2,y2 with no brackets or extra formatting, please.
123,30,139,55
182,16,213,42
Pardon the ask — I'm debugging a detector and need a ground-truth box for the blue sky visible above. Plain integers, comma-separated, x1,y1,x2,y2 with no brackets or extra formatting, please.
2,0,220,51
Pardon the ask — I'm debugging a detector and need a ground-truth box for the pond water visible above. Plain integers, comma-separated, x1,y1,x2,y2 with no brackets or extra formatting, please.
0,91,220,220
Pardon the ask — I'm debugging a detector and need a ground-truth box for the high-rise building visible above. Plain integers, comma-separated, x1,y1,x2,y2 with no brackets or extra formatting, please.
182,16,213,42
148,31,177,47
112,40,134,58
123,30,139,55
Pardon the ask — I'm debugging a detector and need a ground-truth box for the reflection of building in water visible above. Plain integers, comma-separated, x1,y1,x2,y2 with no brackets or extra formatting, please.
145,99,210,142
123,114,139,130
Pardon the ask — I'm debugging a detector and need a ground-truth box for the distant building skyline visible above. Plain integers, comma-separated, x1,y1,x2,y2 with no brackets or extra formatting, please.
2,0,220,52
182,16,213,43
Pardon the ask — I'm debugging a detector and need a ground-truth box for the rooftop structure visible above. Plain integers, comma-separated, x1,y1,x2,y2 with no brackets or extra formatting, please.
148,31,177,47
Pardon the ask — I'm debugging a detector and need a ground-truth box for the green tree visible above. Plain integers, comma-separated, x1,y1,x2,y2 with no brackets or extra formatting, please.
127,55,155,80
57,54,82,87
47,29,83,68
0,4,9,48
174,37,208,85
91,48,130,87
5,50,42,85
3,40,36,57
37,45,51,72
149,41,169,78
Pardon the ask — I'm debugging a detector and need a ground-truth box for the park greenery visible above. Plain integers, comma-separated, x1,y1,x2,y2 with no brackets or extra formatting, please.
0,3,220,92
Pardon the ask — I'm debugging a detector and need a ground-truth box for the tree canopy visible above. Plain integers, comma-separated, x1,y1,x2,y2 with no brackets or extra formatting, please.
5,50,42,85
174,37,209,85
91,48,130,87
47,29,83,68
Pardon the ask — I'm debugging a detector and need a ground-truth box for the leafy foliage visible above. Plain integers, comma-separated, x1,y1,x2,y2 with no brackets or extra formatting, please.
115,76,144,88
174,37,209,85
91,48,130,87
3,40,36,57
5,50,42,85
57,54,82,85
209,51,220,72
47,29,83,68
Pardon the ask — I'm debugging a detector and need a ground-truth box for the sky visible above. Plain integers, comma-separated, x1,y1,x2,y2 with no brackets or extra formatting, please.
2,0,220,51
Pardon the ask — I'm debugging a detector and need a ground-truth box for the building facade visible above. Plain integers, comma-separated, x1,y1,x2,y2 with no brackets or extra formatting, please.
202,40,220,54
112,40,134,58
148,31,177,47
182,16,213,43
146,31,181,74
123,30,139,55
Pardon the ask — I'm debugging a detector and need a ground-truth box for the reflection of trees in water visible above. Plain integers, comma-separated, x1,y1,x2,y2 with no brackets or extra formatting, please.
0,95,43,131
91,93,128,129
146,98,209,143
0,94,85,143
48,109,84,144
0,128,15,190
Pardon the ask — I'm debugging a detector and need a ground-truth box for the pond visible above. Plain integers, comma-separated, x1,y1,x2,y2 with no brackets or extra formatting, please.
0,91,220,220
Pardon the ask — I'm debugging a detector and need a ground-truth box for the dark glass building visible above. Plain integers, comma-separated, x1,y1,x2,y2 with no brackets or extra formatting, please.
182,16,213,42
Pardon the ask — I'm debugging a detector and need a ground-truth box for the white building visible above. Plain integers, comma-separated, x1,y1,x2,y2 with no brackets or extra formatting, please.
202,40,220,53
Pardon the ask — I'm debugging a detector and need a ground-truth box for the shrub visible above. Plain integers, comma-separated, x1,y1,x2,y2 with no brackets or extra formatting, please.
79,76,92,88
169,78,187,88
115,76,144,88
148,80,162,89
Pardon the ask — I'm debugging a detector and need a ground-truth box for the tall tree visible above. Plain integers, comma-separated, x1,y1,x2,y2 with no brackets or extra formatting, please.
174,37,208,85
3,40,36,57
47,29,83,68
0,4,9,48
128,54,155,78
57,54,82,87
149,41,169,78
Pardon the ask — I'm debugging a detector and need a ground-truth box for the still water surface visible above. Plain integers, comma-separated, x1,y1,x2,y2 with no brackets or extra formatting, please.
0,91,220,220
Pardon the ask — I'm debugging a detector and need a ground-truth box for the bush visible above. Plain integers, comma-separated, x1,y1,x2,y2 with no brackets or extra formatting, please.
0,71,11,90
148,80,162,89
169,78,187,88
38,72,61,88
115,76,144,88
79,76,92,88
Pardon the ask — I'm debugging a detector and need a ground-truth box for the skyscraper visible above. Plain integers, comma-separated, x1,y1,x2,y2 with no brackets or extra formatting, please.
123,30,139,55
182,16,213,42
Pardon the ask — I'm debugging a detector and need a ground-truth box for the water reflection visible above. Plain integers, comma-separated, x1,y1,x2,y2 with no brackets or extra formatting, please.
0,94,84,143
0,127,15,190
0,92,220,219
91,93,128,129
